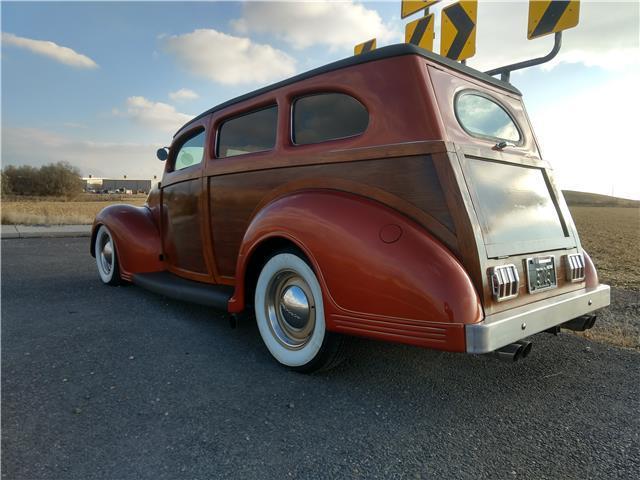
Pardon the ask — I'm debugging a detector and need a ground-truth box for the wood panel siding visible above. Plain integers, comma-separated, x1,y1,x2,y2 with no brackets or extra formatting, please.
208,155,456,277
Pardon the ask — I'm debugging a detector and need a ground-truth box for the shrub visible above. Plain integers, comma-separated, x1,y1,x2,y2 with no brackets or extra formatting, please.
0,170,13,196
1,162,83,198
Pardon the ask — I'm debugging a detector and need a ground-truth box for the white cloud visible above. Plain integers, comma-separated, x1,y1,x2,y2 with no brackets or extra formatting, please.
169,88,199,102
529,73,640,200
162,29,296,85
232,1,400,50
1,32,98,69
1,127,163,179
116,96,193,134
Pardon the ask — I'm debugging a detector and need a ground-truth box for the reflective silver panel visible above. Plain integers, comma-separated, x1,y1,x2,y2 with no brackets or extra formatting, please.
466,159,567,247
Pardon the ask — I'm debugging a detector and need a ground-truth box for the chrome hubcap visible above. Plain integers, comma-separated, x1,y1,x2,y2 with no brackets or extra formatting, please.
99,233,114,275
280,285,310,329
266,271,315,349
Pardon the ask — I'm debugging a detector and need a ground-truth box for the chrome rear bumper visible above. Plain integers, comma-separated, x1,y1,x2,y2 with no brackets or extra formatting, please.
465,284,610,354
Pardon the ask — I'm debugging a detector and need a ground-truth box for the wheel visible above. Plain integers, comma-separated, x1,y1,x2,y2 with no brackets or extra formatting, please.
94,225,121,286
254,251,347,372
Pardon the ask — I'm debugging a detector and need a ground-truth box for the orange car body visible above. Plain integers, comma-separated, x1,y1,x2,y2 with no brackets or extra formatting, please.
92,44,609,355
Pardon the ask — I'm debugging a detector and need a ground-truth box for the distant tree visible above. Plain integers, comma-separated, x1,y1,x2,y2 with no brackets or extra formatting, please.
1,165,40,196
1,162,83,198
0,169,13,196
38,162,83,198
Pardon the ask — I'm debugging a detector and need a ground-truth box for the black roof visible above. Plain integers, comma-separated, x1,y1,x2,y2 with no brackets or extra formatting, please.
175,43,521,136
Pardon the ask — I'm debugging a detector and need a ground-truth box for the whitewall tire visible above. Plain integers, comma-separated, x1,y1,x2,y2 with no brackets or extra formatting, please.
94,225,121,286
254,251,347,372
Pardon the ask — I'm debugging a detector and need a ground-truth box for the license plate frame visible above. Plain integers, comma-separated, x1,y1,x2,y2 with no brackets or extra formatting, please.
525,255,557,294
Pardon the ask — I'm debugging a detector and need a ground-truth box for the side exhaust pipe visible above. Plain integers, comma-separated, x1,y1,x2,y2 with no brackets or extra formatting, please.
492,341,533,362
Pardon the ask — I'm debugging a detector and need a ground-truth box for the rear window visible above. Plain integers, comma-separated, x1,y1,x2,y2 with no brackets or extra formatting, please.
455,92,521,143
293,93,368,145
466,159,566,247
217,105,278,158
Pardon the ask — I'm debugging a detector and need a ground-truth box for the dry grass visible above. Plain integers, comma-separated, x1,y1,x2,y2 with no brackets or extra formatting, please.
1,196,147,225
579,327,638,350
569,206,640,350
569,206,640,290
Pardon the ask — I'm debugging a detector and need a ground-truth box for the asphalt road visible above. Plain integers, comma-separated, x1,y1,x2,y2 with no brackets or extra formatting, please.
2,237,639,480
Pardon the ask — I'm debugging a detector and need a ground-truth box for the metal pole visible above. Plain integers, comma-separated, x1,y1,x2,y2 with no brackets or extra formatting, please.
485,32,563,83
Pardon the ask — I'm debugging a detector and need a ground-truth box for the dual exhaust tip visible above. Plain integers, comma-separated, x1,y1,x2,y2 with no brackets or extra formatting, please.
493,340,533,363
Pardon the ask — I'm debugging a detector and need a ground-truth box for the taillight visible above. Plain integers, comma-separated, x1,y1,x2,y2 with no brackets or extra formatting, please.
564,253,586,282
489,264,520,302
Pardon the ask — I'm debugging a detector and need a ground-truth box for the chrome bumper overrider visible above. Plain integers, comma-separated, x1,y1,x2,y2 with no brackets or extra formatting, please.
465,284,611,354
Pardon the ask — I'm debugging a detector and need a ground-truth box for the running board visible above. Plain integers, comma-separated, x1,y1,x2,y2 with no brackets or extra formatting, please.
132,271,233,310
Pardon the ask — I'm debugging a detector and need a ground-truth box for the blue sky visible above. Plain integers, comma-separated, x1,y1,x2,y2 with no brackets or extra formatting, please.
2,1,639,199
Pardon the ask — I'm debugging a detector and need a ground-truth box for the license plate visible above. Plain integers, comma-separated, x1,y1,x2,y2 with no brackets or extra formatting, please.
525,256,557,293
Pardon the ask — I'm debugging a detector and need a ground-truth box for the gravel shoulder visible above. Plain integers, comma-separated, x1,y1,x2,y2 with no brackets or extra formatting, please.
2,238,639,480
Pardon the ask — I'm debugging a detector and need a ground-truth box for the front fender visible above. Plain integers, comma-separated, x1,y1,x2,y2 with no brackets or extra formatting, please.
91,204,164,281
232,190,482,352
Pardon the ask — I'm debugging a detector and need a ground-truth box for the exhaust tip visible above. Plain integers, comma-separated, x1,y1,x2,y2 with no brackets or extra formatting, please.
493,342,525,362
516,340,533,359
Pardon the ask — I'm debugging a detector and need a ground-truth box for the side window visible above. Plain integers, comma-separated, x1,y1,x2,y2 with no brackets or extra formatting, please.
217,105,278,158
173,129,205,171
293,93,368,145
455,92,521,143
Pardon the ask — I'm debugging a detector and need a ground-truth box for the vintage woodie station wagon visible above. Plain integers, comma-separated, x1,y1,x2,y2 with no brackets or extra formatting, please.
92,44,610,371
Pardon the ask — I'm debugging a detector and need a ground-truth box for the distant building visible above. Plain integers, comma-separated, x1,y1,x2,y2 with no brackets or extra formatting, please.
82,177,154,193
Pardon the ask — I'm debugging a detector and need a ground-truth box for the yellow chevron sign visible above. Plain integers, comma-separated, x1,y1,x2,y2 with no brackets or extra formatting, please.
441,0,477,61
528,0,580,39
401,1,440,20
354,38,376,56
405,14,435,52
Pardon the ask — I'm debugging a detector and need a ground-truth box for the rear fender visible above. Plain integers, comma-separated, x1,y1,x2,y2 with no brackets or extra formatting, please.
582,249,599,289
231,190,482,351
91,205,164,281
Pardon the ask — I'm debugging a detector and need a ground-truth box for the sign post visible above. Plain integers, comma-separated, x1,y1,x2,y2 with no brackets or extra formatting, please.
486,1,581,82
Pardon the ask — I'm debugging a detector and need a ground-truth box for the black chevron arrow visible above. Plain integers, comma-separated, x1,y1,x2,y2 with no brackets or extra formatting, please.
445,3,474,60
531,1,570,38
361,39,375,53
409,15,432,46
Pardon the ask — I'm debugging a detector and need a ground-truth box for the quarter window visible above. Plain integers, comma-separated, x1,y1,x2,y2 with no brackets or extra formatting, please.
217,105,278,158
293,93,368,145
455,92,521,143
174,129,205,171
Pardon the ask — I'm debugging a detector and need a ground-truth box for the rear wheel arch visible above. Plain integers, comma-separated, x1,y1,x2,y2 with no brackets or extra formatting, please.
89,222,102,258
242,236,318,310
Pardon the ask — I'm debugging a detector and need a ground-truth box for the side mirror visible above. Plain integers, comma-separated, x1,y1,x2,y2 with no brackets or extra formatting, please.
156,147,169,161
